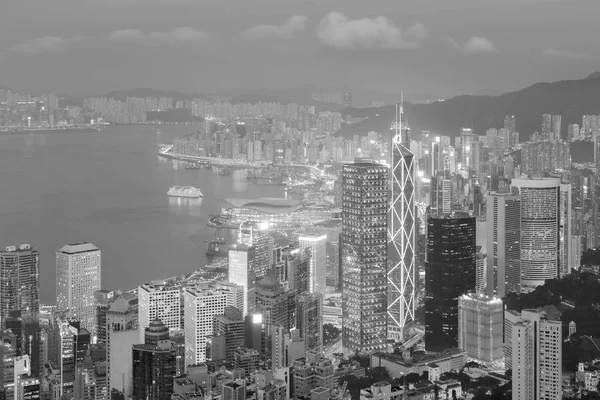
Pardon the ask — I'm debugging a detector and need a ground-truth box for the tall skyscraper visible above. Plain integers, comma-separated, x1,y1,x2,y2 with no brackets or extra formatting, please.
458,293,503,364
213,306,245,364
510,308,562,400
541,113,552,134
137,283,181,343
228,243,256,315
298,234,327,297
387,101,416,342
296,292,323,354
56,242,101,338
132,320,176,400
0,244,39,325
486,192,521,297
183,282,239,366
552,114,562,139
504,115,516,135
425,215,476,352
511,178,570,292
341,159,388,353
342,91,352,108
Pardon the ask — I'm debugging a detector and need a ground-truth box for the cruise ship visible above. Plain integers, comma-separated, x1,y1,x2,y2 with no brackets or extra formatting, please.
167,186,203,198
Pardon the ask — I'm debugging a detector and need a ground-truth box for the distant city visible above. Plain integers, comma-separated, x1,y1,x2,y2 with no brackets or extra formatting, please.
4,74,600,400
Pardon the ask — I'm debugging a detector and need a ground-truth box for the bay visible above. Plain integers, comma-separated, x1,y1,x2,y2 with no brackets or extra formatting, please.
0,125,286,303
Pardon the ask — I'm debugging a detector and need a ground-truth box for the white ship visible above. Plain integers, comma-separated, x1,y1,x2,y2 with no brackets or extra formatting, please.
167,186,203,198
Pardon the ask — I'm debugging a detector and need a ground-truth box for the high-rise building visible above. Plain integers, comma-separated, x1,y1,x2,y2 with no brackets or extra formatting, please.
213,306,244,364
341,159,388,353
292,353,334,399
541,114,552,134
342,92,352,108
137,283,180,343
238,222,272,281
425,215,476,352
0,244,39,325
228,243,256,315
510,308,562,400
106,293,139,397
511,178,570,292
93,289,116,347
223,381,246,400
486,192,521,297
387,104,416,343
296,292,323,354
183,282,240,366
298,234,327,297
504,115,516,135
552,114,562,139
254,274,296,333
56,243,101,339
457,293,503,364
132,319,176,400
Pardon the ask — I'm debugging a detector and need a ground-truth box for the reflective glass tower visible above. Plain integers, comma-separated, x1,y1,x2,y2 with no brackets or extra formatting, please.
341,159,388,354
387,101,416,342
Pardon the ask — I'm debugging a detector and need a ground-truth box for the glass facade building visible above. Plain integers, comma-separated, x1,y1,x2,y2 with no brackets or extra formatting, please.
341,159,388,354
425,214,476,352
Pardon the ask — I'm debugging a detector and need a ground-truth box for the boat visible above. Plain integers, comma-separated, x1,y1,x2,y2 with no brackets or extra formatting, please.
167,186,203,198
206,239,228,257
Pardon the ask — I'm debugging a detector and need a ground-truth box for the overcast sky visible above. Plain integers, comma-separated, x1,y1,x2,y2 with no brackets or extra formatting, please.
1,0,598,97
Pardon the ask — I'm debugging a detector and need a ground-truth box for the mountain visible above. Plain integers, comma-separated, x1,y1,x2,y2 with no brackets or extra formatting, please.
98,88,205,101
338,73,600,140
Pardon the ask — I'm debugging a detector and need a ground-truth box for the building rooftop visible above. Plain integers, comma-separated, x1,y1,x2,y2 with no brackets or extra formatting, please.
57,242,99,254
224,197,302,214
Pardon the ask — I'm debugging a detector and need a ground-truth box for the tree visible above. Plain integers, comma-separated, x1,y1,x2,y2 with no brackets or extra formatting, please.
405,373,421,384
369,367,391,383
452,389,457,400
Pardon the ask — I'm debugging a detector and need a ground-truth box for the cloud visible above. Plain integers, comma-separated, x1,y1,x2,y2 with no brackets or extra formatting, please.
241,16,307,41
445,36,498,54
109,27,211,45
9,36,88,54
316,12,427,50
542,48,600,60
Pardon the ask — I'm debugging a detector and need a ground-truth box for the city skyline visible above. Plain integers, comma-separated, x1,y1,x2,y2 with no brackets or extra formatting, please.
2,1,600,98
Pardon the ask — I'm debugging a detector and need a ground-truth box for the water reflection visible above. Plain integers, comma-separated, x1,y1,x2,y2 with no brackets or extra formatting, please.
232,170,248,193
168,196,203,213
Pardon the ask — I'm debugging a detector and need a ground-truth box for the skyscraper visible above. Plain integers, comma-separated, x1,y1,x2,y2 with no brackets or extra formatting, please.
457,293,503,364
511,178,570,292
296,292,323,354
504,115,516,135
228,243,256,315
341,159,388,353
342,92,352,108
552,114,562,140
510,308,562,400
56,242,101,338
387,101,416,342
486,192,521,297
298,234,327,297
137,283,181,343
0,244,39,324
132,320,176,400
425,215,476,352
541,113,552,134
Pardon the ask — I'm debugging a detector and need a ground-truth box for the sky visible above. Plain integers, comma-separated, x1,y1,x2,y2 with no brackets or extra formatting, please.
1,0,599,98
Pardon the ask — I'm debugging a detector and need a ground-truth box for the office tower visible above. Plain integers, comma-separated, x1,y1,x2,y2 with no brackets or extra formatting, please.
238,222,272,281
457,294,503,364
213,306,245,364
342,92,352,108
510,309,562,400
223,381,246,400
568,124,580,141
388,102,416,343
292,353,334,399
51,313,79,396
106,294,139,397
425,215,476,352
552,114,561,139
475,248,487,295
559,184,572,277
56,243,101,338
229,243,256,315
298,234,327,296
486,192,521,297
541,114,552,134
137,283,180,343
296,292,323,354
511,178,567,292
132,319,176,400
183,282,238,366
504,115,516,135
503,310,520,370
341,159,388,353
460,128,475,171
254,275,295,333
283,247,310,295
0,245,39,326
94,290,116,347
305,221,342,288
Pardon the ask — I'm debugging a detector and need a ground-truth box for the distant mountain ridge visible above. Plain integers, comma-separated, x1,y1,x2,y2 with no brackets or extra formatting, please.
338,72,600,140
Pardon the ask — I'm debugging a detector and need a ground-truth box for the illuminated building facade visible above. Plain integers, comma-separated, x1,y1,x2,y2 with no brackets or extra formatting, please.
56,242,101,339
387,101,416,342
510,178,571,292
0,244,39,324
425,215,476,352
228,243,256,315
299,234,327,297
137,283,180,343
341,159,388,353
457,293,503,364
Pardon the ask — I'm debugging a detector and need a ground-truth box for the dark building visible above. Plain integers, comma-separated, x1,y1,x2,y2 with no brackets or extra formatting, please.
341,159,388,353
132,319,176,400
425,214,476,352
213,306,244,364
0,244,39,325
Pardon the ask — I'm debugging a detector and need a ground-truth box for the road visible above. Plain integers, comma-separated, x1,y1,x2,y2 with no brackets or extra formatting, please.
324,337,343,358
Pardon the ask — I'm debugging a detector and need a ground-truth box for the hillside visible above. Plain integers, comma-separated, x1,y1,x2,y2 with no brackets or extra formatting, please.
98,88,204,101
338,73,600,140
